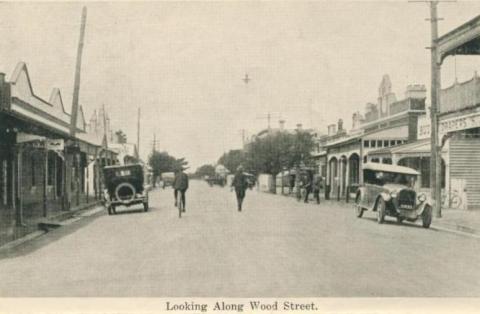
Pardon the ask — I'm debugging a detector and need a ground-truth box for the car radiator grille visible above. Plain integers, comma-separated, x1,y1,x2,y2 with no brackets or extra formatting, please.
398,190,416,208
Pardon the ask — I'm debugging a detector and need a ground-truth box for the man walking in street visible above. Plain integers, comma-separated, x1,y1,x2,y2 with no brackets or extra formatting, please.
231,165,248,211
174,167,189,212
303,172,313,203
313,174,322,204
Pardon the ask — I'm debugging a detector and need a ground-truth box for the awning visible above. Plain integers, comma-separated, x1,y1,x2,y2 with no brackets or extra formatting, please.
368,138,447,157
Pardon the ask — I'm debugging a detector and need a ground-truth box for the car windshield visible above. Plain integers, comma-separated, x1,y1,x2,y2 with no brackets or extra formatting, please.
365,170,416,187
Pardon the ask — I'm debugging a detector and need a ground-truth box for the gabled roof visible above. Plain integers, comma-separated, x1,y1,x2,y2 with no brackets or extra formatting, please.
8,61,87,135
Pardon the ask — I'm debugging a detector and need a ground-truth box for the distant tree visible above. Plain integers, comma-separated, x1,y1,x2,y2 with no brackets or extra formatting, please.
148,151,189,186
195,164,216,178
114,130,127,144
218,149,245,173
243,130,315,193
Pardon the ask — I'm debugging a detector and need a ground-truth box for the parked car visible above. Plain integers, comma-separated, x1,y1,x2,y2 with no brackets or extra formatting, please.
161,172,175,189
354,163,433,228
103,164,149,215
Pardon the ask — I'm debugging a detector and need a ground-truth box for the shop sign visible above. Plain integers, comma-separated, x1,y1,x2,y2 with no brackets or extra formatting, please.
418,111,480,139
46,139,64,152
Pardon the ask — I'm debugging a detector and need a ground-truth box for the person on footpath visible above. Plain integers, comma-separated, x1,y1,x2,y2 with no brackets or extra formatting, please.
231,165,248,211
173,167,189,212
303,172,314,203
313,174,322,204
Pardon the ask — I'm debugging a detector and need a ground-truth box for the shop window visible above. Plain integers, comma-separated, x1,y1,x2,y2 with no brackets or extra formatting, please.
377,140,383,148
364,140,370,148
1,159,7,206
363,156,368,163
47,152,55,186
384,140,389,147
371,140,376,148
31,156,36,186
371,158,380,163
390,140,396,146
420,158,430,188
396,140,402,145
383,158,392,165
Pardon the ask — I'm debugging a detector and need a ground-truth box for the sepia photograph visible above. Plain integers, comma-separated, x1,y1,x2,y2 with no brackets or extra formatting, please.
1,0,480,312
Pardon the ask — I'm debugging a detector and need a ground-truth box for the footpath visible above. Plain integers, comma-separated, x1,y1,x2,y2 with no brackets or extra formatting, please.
0,202,105,253
277,189,480,238
432,209,480,238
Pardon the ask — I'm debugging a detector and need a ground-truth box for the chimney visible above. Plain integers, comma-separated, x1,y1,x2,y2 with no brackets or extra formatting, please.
279,119,285,130
338,119,343,132
327,124,336,136
296,123,303,131
405,84,427,99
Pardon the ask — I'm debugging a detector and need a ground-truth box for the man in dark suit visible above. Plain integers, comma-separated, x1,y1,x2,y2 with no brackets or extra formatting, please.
174,168,189,212
231,165,248,212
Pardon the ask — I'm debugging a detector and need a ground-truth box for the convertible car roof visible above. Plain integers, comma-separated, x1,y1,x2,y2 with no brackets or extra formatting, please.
363,162,420,176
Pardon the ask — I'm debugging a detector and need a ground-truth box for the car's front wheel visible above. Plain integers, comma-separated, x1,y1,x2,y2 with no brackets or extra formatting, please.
422,205,432,228
376,198,386,224
355,194,364,218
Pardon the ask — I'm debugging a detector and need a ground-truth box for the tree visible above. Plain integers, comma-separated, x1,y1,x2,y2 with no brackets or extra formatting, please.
243,130,315,193
218,149,245,173
148,151,189,186
195,164,215,178
114,130,127,144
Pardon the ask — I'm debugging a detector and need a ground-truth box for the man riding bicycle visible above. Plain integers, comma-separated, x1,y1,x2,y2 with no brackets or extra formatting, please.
174,168,189,212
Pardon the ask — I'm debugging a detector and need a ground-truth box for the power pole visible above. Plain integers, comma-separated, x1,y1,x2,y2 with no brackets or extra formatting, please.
69,6,87,137
137,107,141,158
240,129,246,147
429,1,442,218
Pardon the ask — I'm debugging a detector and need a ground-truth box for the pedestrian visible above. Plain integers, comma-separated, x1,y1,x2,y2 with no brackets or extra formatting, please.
289,174,295,194
313,174,322,204
231,165,248,211
173,167,189,212
304,172,313,203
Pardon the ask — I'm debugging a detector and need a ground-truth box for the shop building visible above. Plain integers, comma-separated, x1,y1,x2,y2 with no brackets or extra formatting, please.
324,76,427,200
0,62,116,245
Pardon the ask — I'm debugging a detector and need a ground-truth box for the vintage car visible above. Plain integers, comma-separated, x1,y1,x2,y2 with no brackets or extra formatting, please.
103,164,149,215
354,163,433,228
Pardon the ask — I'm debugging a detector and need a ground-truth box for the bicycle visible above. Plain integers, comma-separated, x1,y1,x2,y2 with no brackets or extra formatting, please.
176,189,185,218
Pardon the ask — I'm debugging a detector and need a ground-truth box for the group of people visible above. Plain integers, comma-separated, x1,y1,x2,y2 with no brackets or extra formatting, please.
172,166,323,214
171,165,249,213
290,172,323,204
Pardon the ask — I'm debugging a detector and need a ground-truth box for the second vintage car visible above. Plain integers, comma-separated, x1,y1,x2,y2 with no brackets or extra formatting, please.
354,162,433,228
103,164,149,215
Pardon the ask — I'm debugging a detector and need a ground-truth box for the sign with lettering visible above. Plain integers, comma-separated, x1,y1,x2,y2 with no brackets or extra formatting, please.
418,111,480,139
46,139,64,152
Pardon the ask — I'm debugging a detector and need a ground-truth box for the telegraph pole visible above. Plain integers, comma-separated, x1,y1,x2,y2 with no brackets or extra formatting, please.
137,107,141,158
429,1,442,218
69,6,87,137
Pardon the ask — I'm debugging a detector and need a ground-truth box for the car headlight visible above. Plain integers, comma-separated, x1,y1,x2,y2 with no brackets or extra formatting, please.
418,194,427,202
390,192,397,198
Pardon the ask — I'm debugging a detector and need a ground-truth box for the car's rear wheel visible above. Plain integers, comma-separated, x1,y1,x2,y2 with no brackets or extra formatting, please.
422,205,432,228
355,194,364,218
377,198,386,224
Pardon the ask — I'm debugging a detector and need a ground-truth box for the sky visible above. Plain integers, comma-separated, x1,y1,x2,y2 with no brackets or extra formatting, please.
1,1,480,170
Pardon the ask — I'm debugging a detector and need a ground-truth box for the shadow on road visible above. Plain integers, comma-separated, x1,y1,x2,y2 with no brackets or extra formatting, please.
0,211,106,260
361,216,429,230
